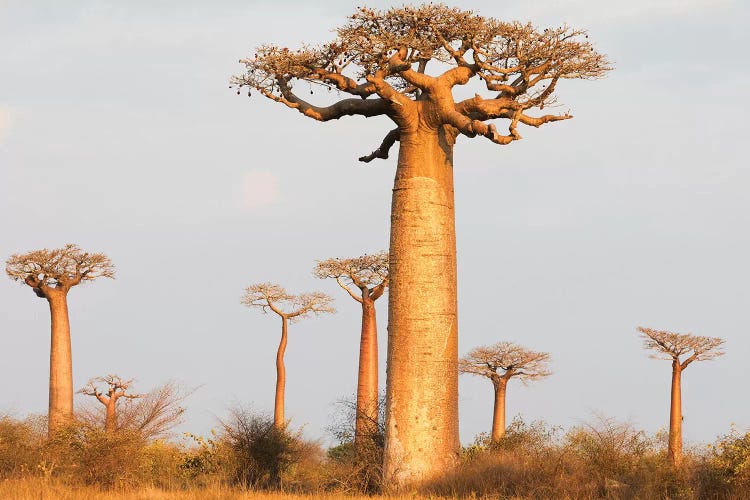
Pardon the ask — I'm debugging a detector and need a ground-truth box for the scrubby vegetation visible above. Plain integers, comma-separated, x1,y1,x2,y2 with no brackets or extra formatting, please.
2,411,750,499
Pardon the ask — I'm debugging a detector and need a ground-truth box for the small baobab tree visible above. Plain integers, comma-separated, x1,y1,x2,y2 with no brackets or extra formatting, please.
78,379,191,440
242,283,335,428
459,342,551,441
5,244,115,435
314,252,388,445
78,375,140,433
234,4,610,484
637,326,725,466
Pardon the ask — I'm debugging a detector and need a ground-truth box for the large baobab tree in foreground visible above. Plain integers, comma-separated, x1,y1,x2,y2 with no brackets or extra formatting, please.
637,326,725,466
5,244,115,435
459,342,551,441
242,283,335,428
233,5,610,483
78,375,140,433
314,252,388,446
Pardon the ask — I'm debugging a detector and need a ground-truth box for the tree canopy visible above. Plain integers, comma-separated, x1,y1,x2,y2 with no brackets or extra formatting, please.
460,341,552,384
6,243,115,294
637,327,725,369
314,252,389,302
233,4,610,155
242,283,335,320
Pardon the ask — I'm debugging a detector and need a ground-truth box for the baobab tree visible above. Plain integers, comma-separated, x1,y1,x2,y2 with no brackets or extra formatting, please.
78,375,140,433
314,252,388,446
242,283,335,428
78,379,191,439
233,4,610,483
459,342,551,441
5,244,115,435
637,326,725,467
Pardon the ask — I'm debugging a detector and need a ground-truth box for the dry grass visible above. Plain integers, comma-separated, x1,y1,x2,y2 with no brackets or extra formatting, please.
0,478,439,500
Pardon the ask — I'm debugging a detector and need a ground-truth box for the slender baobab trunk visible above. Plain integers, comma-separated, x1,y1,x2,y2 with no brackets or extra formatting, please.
491,378,508,442
355,296,379,444
274,315,288,428
47,290,74,435
668,359,683,466
384,126,459,485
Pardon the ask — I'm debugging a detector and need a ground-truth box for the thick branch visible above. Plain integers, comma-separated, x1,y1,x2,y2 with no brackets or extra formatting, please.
370,279,388,301
336,277,363,303
359,128,400,163
265,80,391,122
311,69,377,97
389,49,435,90
438,65,477,87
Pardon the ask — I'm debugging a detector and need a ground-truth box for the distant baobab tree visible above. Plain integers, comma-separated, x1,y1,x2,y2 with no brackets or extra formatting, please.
637,326,725,466
78,379,191,440
242,283,335,428
5,244,115,435
234,4,609,484
78,375,140,433
459,342,551,441
314,252,388,446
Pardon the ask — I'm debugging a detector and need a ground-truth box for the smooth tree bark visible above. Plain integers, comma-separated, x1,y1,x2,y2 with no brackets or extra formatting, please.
637,327,725,467
5,244,115,435
234,5,609,484
242,283,335,428
459,342,551,441
314,252,389,445
79,375,140,433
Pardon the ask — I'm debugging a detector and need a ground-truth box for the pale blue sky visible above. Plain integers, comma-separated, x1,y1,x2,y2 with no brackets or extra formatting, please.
1,0,748,446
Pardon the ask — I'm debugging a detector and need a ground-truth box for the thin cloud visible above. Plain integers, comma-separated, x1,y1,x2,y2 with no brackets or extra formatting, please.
241,170,279,209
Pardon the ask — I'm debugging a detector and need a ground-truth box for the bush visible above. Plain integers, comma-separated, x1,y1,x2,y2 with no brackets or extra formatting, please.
699,426,750,498
0,414,43,478
218,407,310,490
322,394,385,494
42,422,145,487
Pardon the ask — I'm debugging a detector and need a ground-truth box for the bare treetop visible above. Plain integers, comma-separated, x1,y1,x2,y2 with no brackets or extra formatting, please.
6,243,115,293
242,282,335,320
637,326,725,369
459,341,551,384
78,375,140,401
119,381,191,440
234,4,610,147
314,252,388,302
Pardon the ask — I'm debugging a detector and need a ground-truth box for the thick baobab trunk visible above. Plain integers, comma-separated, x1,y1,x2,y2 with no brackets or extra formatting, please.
47,291,74,435
384,127,459,485
104,400,117,433
491,379,508,442
355,297,379,444
668,360,683,466
274,316,288,428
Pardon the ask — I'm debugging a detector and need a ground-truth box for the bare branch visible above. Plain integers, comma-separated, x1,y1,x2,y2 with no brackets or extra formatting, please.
335,277,363,303
637,326,725,369
359,128,400,163
234,5,611,154
6,244,115,294
264,79,391,122
117,381,193,440
314,252,389,302
460,341,552,385
242,282,335,321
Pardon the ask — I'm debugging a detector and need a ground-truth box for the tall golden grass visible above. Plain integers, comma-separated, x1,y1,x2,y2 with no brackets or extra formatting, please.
0,478,435,500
